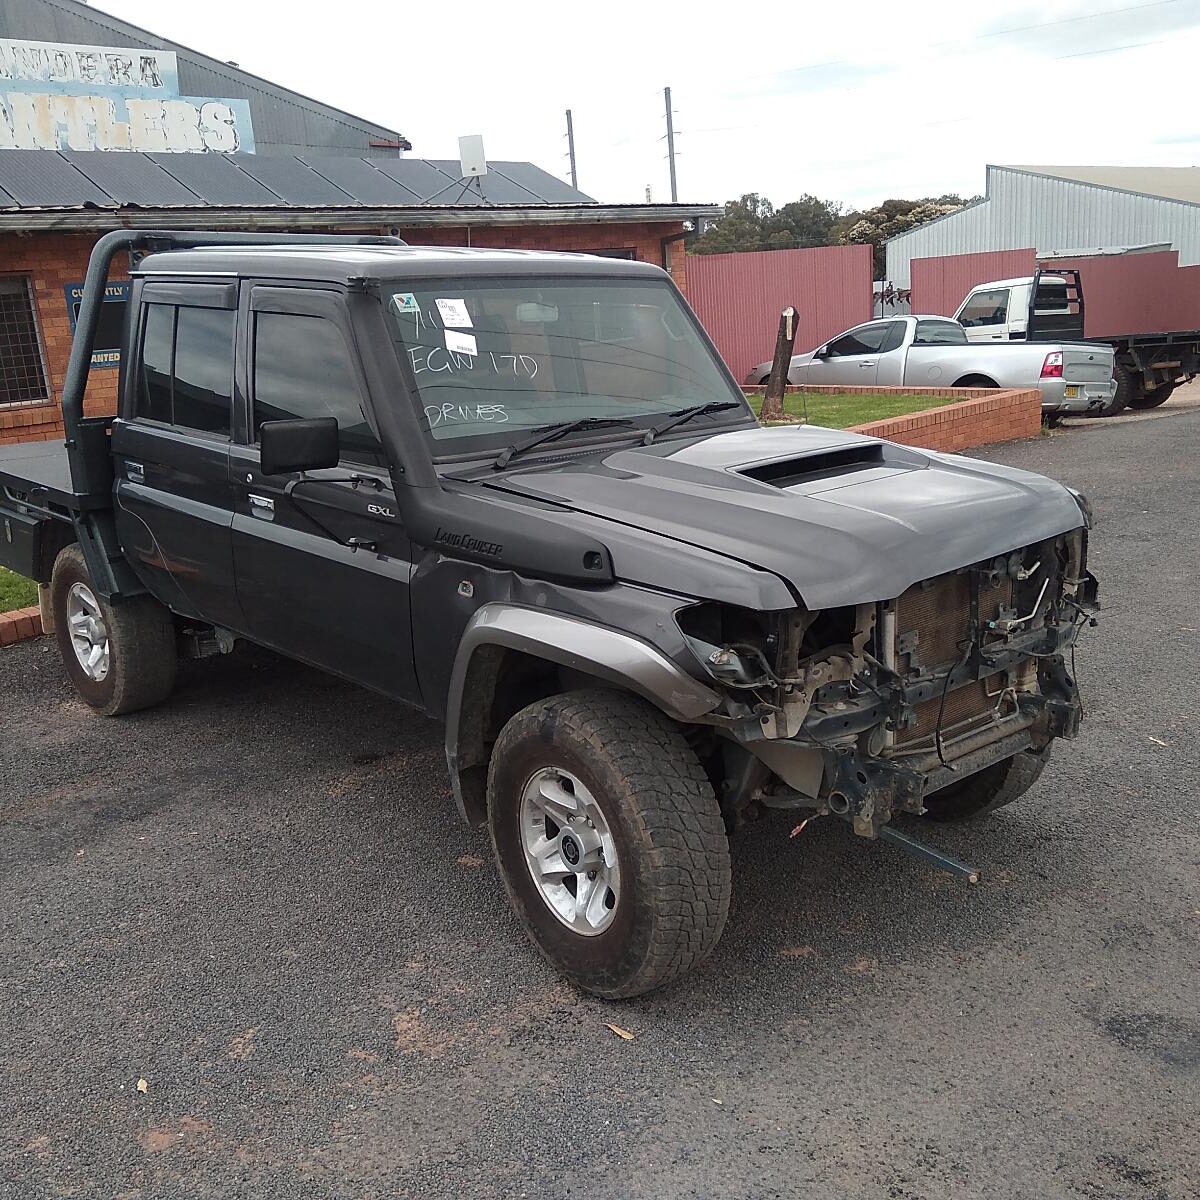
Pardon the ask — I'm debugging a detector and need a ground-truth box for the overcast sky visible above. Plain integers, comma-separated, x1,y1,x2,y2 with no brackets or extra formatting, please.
96,0,1200,212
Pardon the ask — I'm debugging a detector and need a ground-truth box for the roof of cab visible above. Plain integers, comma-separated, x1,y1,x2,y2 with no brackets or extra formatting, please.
135,244,668,283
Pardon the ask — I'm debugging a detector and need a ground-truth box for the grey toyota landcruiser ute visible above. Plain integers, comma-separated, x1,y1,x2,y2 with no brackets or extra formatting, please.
0,232,1098,998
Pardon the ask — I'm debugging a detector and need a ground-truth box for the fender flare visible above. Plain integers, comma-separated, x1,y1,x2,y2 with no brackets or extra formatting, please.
444,603,722,823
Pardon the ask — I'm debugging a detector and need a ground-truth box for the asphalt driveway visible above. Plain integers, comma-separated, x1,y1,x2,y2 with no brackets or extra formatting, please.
1,400,1197,1200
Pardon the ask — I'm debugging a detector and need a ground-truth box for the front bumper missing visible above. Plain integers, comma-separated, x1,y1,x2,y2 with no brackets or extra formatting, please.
757,652,1084,840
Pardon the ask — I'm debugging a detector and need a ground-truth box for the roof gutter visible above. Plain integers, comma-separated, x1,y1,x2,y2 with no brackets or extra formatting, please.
0,204,721,234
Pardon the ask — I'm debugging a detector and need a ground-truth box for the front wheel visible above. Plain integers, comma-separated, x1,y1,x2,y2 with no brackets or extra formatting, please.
51,545,177,716
921,744,1052,822
487,690,731,998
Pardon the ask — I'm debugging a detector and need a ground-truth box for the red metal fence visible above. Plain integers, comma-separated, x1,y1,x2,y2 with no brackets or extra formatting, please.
685,245,873,382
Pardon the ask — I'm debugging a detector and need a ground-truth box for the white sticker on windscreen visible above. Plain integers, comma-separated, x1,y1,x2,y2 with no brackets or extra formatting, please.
436,298,472,328
446,329,478,357
390,292,420,315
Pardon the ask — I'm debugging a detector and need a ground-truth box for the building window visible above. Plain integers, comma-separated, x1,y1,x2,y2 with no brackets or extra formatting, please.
0,276,50,407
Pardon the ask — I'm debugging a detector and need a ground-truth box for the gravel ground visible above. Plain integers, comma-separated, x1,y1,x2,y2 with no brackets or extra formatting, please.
1,401,1197,1200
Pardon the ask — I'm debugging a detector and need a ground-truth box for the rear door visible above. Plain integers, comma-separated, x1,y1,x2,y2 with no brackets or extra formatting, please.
111,282,241,627
228,285,420,704
807,321,895,386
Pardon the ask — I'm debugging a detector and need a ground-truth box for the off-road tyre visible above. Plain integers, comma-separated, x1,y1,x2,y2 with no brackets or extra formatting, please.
1125,380,1176,409
921,744,1052,822
487,689,731,999
1087,364,1135,418
51,545,177,716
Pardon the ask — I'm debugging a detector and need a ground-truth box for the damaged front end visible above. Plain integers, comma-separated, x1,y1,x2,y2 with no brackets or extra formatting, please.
678,527,1099,842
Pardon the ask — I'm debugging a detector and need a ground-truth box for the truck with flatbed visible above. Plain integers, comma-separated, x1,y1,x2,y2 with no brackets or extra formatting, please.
0,231,1099,997
744,314,1117,417
955,259,1200,417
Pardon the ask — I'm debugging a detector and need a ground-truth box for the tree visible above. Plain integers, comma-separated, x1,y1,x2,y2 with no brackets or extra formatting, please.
834,195,978,277
691,192,841,255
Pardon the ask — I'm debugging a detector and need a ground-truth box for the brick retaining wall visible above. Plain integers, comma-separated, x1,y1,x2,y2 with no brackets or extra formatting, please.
750,385,1044,453
0,606,42,647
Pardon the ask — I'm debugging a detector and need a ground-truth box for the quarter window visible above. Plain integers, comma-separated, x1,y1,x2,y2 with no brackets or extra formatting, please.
0,276,50,406
252,312,383,465
135,303,234,435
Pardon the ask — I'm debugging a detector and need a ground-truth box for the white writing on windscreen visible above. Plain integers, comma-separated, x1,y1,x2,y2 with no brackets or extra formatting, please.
408,346,540,381
425,402,510,428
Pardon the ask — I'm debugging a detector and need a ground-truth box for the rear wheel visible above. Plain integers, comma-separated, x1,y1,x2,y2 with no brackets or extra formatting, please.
1088,364,1135,417
51,545,177,716
952,374,999,389
487,689,731,998
1125,380,1176,409
921,744,1052,822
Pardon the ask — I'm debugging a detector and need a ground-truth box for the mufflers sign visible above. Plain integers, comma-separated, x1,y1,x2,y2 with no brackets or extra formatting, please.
0,38,255,153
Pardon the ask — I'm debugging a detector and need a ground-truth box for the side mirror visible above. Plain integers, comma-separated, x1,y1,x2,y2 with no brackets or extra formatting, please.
259,417,340,475
814,345,830,358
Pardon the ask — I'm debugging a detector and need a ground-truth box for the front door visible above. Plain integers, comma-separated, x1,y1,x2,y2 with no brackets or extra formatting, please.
111,285,242,628
807,321,893,387
229,286,420,704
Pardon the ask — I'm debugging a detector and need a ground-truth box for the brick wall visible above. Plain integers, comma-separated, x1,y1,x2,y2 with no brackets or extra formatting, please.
747,384,1044,451
0,221,687,445
0,232,123,445
392,222,688,289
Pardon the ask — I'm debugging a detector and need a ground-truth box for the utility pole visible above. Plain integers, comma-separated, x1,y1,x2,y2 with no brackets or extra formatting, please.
565,109,578,190
663,86,678,203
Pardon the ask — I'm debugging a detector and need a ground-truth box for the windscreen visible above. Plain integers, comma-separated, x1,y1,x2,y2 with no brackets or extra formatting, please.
383,277,746,453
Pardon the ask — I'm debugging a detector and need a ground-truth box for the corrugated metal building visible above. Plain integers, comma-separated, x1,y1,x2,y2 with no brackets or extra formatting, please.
886,165,1200,287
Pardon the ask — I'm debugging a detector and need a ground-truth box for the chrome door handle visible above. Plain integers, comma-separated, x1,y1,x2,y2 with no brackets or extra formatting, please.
859,360,876,367
126,461,145,483
248,493,275,519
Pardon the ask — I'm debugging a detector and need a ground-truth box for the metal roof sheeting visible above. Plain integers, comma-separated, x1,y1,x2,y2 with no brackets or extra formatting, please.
887,165,1200,287
0,150,598,211
63,150,201,206
0,149,110,207
146,154,283,206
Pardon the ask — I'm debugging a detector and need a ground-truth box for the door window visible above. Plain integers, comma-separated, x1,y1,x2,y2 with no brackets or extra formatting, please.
173,307,236,434
958,289,1010,327
137,304,173,424
134,302,234,436
827,323,891,357
252,312,384,466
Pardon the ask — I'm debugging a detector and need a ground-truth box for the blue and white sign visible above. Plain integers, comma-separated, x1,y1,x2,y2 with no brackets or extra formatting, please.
0,38,255,153
64,280,130,369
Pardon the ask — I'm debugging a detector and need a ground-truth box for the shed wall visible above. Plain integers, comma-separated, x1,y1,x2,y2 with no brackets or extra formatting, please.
887,167,1200,287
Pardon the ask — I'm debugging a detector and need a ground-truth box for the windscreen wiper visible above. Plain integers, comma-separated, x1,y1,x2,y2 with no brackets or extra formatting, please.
640,401,744,445
493,417,636,470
